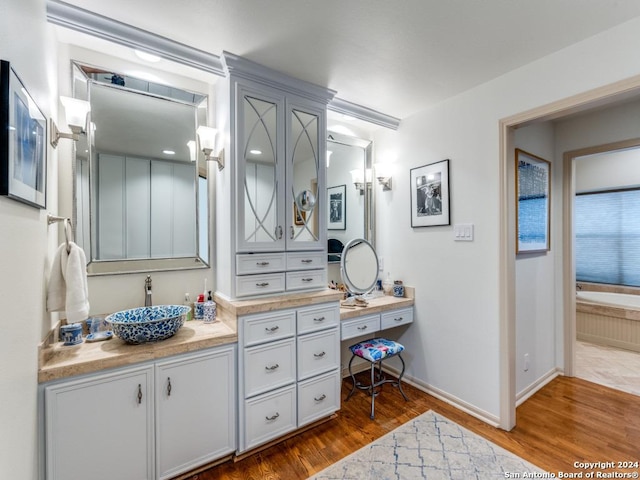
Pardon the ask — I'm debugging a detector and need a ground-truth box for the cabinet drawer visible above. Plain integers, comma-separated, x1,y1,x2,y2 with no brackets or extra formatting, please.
341,314,381,341
297,303,340,335
244,384,296,452
244,338,296,398
298,370,340,427
286,251,325,271
243,310,296,347
381,307,414,329
297,328,339,381
236,253,286,275
286,269,326,291
236,272,285,297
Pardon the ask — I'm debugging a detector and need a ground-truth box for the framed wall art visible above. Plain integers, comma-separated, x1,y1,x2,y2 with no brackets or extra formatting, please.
327,184,346,230
515,148,550,254
293,202,306,226
410,159,450,227
0,60,47,209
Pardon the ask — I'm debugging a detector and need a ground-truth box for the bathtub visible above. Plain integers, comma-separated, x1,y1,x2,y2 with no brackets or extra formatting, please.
576,291,640,309
576,290,640,352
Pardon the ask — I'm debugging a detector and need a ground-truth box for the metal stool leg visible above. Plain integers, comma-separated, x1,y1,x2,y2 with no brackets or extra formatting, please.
369,360,376,419
346,353,357,401
396,353,408,401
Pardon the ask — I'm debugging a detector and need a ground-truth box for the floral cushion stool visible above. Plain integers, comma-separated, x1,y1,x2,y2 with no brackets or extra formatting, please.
346,337,408,419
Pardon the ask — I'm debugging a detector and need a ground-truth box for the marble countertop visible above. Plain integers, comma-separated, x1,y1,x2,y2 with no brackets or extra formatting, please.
38,311,237,384
38,288,415,383
339,287,415,320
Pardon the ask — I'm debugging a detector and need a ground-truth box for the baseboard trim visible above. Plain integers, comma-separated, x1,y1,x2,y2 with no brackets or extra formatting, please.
380,365,501,428
516,368,563,406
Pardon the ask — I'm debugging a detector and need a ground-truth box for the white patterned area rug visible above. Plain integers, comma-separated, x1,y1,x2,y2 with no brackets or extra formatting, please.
309,410,546,479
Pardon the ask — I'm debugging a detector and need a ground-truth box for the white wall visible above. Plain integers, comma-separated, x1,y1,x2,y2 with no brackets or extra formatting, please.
513,123,558,398
0,1,56,479
373,16,640,421
556,100,640,193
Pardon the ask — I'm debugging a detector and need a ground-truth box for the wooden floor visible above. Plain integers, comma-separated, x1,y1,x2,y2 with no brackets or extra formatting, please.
191,375,640,479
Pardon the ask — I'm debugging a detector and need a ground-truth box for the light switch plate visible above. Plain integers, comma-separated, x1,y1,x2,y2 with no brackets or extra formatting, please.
454,223,474,241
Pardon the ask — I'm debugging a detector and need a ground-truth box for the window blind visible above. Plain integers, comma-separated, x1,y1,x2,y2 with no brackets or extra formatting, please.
575,188,640,287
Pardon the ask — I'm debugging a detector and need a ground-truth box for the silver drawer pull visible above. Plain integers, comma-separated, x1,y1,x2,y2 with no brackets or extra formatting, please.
301,259,313,264
314,394,327,402
357,325,368,331
256,261,270,266
265,412,280,421
313,316,325,322
394,317,404,322
256,282,270,287
302,278,314,282
314,351,326,358
275,226,283,239
265,325,280,332
265,364,280,371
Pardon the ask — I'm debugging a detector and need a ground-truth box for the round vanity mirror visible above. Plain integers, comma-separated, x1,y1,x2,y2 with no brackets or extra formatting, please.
296,189,316,212
340,238,379,294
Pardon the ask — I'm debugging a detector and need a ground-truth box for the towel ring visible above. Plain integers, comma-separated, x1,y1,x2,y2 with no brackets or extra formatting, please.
63,219,72,253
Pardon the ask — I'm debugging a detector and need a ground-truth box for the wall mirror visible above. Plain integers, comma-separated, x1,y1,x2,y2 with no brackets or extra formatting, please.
326,132,374,263
72,61,210,275
340,238,379,294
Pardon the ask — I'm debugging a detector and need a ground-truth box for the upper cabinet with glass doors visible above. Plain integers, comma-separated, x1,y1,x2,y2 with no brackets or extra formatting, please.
216,52,335,299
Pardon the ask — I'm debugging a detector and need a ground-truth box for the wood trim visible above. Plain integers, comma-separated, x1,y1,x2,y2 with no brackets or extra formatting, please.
499,73,640,432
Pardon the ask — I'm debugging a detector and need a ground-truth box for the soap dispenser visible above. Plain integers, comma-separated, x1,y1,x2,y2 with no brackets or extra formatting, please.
382,272,393,295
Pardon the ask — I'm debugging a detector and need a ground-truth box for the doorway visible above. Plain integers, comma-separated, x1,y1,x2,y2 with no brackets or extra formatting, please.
564,139,640,396
499,76,640,430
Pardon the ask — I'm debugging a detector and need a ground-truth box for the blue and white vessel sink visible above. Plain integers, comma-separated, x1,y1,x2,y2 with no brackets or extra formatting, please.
105,305,190,344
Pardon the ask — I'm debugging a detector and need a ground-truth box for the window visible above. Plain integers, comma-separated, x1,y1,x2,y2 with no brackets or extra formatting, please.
575,188,640,286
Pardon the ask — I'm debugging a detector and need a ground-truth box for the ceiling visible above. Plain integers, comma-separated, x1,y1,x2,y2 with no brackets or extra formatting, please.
52,0,640,121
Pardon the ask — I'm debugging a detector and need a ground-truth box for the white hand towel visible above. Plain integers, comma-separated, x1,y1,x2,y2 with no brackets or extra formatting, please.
47,242,90,323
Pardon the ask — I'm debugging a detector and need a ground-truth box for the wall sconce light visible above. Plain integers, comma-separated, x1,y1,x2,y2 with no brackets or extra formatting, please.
196,126,224,170
186,140,196,162
50,96,91,148
350,168,372,195
375,163,393,191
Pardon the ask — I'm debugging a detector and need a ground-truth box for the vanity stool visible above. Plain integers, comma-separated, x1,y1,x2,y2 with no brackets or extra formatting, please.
346,338,408,419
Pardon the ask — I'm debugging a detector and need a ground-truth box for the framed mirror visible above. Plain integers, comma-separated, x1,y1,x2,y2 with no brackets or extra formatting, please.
326,132,374,264
71,62,210,275
340,238,379,294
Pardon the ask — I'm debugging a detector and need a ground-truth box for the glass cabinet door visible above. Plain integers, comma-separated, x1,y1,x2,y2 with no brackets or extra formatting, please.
237,87,285,252
286,100,326,250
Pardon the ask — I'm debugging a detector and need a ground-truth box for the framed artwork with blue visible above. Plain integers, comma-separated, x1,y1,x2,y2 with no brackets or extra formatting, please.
516,148,550,254
0,60,47,209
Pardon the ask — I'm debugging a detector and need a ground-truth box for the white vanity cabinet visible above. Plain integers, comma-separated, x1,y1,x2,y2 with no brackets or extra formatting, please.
215,53,336,299
43,344,236,480
44,365,154,480
237,302,341,453
155,346,236,480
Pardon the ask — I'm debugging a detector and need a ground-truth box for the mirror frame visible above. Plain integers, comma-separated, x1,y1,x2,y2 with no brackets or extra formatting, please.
326,131,375,246
340,238,379,294
71,61,211,275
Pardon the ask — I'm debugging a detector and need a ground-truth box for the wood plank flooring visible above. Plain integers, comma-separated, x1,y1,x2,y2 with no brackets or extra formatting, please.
191,375,640,479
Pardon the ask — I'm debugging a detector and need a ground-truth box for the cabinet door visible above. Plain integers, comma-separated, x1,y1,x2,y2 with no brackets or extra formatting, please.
236,83,286,252
286,98,326,251
155,346,236,480
45,366,154,480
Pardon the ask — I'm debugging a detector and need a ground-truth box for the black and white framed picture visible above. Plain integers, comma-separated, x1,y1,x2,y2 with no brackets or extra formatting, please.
516,148,550,254
0,60,47,209
327,184,346,230
410,159,450,227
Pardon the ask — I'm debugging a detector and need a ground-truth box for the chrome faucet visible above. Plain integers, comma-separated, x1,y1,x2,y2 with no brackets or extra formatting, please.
145,275,152,306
